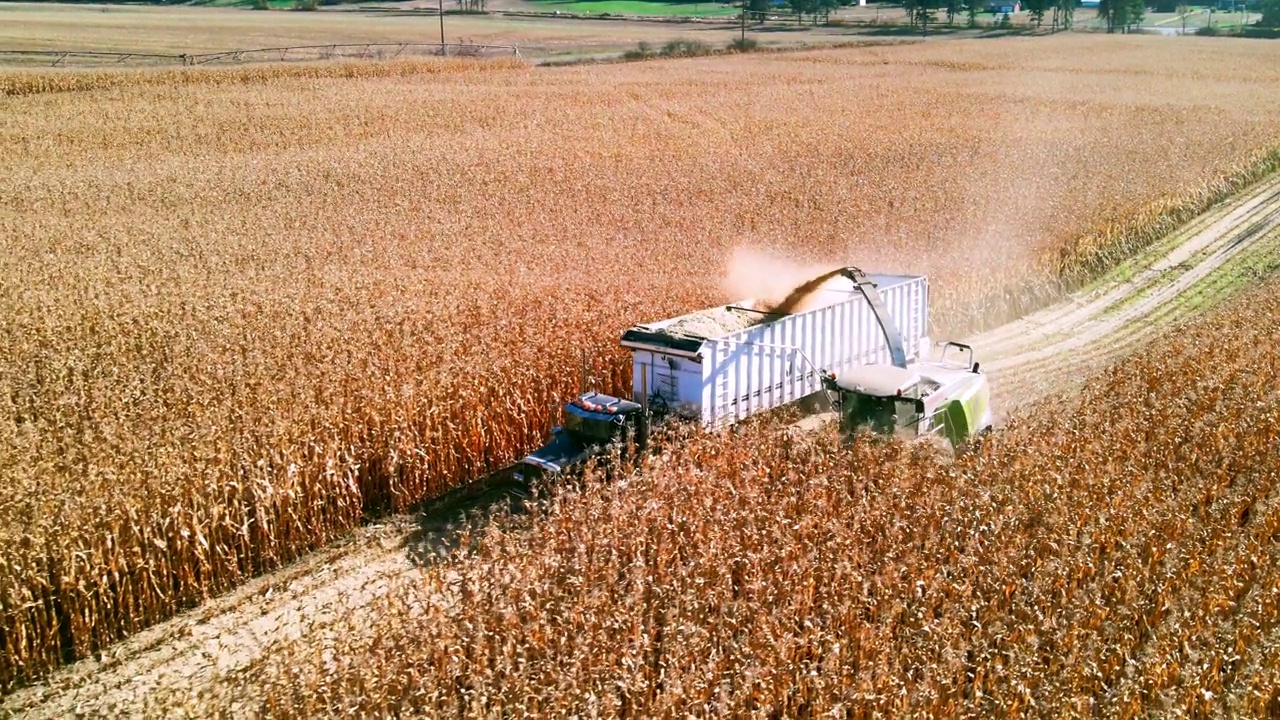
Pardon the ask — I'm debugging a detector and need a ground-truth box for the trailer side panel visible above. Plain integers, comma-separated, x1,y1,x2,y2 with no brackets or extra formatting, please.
701,275,928,429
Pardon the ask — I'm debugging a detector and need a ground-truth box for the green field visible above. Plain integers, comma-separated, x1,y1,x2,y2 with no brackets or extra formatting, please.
529,0,741,16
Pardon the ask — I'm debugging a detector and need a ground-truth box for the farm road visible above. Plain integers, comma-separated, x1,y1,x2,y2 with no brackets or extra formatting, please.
976,171,1280,412
5,173,1280,717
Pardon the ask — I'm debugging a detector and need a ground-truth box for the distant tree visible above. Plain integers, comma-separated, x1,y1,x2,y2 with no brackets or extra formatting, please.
1098,0,1139,31
1056,0,1076,26
945,0,962,23
1025,0,1048,26
1261,0,1280,25
966,0,981,26
1130,0,1145,28
909,0,938,27
1097,0,1114,30
815,0,840,23
787,0,835,23
903,0,921,24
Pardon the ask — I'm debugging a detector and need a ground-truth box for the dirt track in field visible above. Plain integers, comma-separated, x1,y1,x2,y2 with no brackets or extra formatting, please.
5,175,1280,718
978,171,1280,412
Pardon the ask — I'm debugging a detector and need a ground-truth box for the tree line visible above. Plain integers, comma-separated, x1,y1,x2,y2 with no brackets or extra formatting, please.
743,0,1079,29
745,0,1279,32
901,0,1078,29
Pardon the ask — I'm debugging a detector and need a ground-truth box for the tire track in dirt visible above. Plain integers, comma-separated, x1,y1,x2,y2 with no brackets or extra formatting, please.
2,478,528,718
6,174,1280,719
992,222,1280,408
978,173,1280,411
972,174,1280,358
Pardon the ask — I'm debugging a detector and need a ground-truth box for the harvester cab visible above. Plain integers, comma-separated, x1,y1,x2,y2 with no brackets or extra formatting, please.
821,365,927,440
820,269,993,448
820,359,992,447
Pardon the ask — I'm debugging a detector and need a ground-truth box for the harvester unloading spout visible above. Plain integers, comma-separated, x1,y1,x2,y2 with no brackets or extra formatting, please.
771,266,908,369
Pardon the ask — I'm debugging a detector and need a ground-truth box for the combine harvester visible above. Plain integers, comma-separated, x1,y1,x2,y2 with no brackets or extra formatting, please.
515,267,993,482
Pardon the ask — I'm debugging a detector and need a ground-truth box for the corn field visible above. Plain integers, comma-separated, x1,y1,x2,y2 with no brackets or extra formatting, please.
2,36,1280,693
139,273,1280,718
0,56,527,98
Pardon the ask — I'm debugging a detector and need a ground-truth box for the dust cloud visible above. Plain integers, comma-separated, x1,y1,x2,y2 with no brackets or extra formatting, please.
720,247,854,315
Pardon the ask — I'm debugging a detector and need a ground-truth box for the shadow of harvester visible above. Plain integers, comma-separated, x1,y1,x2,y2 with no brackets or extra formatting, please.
401,463,541,567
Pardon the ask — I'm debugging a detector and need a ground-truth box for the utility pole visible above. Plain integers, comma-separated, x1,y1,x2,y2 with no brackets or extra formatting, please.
439,0,446,46
741,0,747,43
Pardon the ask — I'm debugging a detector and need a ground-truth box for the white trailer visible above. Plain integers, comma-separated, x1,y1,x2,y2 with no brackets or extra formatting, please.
620,272,930,429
